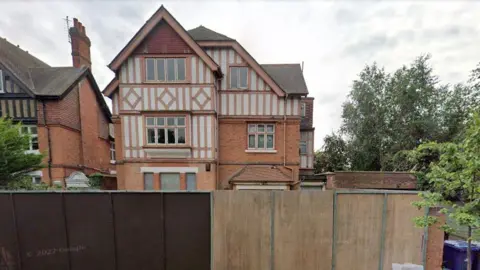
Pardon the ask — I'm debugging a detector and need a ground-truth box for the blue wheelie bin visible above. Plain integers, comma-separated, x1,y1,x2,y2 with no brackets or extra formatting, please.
443,240,480,270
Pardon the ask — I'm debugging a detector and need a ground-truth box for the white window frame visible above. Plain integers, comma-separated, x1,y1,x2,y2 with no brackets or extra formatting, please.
230,67,248,89
301,102,306,117
247,124,275,150
145,58,186,82
300,141,307,154
20,125,38,152
0,70,4,93
110,141,116,164
146,116,186,146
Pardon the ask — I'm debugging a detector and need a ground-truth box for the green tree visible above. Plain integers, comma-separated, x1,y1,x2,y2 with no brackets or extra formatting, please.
0,118,44,188
314,133,348,173
413,113,480,270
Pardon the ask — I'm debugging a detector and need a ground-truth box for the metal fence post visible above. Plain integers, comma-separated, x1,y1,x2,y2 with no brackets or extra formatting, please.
270,191,276,270
210,192,214,270
10,193,22,270
378,193,388,270
331,191,337,270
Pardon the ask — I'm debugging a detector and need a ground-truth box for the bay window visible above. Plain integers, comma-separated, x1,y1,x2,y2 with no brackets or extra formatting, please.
248,124,275,150
146,116,186,145
145,58,186,82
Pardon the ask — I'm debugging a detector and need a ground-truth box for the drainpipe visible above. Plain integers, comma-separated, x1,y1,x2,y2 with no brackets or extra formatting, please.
283,94,288,166
42,102,52,183
215,77,221,189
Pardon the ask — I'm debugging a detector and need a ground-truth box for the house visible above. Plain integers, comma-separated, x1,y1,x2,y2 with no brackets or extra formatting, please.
103,5,315,190
0,18,113,186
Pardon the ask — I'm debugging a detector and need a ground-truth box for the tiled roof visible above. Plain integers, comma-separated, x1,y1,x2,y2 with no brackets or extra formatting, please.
229,166,293,183
261,64,308,95
0,37,86,97
188,26,234,41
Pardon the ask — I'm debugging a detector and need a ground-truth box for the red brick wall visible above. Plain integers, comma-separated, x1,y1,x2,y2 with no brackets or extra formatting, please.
325,171,417,190
37,87,81,130
426,208,445,270
300,97,314,129
134,21,192,54
78,78,111,172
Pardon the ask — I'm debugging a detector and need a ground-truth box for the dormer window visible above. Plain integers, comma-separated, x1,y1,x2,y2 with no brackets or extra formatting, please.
0,70,4,93
145,58,186,82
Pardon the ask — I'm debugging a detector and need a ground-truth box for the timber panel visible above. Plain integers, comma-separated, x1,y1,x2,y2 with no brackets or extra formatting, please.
274,191,333,270
334,194,384,270
383,194,423,267
213,191,272,270
0,99,37,120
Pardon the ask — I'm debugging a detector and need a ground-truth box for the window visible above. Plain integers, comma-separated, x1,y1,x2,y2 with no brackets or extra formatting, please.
0,70,4,93
20,126,38,151
146,116,186,145
248,124,275,150
144,173,154,190
230,67,248,89
186,173,197,191
110,141,116,162
32,176,42,185
300,141,307,154
145,58,186,82
161,173,180,190
301,102,306,117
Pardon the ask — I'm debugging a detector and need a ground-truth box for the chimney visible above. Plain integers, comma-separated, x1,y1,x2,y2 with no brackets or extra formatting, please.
69,18,91,69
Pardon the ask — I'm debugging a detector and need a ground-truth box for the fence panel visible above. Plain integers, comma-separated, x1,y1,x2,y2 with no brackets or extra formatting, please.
164,193,211,270
64,193,116,270
274,191,333,270
14,193,69,270
112,193,165,270
0,194,20,270
334,194,384,270
213,191,272,270
383,194,423,268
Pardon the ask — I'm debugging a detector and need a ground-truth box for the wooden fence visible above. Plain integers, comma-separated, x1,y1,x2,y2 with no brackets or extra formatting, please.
0,190,431,270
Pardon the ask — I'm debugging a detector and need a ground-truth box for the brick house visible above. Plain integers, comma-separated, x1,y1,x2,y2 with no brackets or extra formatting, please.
103,6,315,190
0,18,113,186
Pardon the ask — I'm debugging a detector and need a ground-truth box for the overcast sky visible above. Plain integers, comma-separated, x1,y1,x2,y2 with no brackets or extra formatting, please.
1,1,479,150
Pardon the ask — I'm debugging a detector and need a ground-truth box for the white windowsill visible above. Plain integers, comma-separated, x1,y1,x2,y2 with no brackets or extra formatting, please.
110,160,116,165
25,150,40,154
245,149,277,154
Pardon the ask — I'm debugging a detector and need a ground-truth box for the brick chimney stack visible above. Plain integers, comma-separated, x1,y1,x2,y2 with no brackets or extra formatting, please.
69,18,91,69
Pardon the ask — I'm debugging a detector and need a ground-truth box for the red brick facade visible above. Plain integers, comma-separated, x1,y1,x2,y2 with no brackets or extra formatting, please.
134,21,192,54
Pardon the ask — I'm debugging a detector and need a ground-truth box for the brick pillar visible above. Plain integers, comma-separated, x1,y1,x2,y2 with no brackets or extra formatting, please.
426,207,445,270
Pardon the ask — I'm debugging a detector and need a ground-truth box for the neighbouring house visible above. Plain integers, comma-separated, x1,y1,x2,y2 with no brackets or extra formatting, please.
0,18,113,186
103,5,315,190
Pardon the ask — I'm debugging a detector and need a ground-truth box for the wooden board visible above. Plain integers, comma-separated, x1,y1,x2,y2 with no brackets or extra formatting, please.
334,194,384,270
274,191,333,270
383,194,424,268
213,191,272,270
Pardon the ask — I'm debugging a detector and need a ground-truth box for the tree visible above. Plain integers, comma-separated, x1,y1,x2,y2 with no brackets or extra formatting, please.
314,133,348,173
0,118,44,188
413,113,480,270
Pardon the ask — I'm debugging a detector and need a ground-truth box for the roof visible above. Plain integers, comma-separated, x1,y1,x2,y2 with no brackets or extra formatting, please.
0,36,87,97
261,64,308,95
229,166,293,183
187,26,234,41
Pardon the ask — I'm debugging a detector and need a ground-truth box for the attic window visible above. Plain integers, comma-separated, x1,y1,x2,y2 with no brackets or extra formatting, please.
0,70,4,93
145,58,186,82
230,67,248,89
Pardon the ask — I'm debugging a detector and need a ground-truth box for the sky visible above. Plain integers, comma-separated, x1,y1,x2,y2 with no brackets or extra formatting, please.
1,0,479,150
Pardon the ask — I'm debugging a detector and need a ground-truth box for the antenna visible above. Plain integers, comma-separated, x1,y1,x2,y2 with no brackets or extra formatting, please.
64,16,72,44
301,61,304,73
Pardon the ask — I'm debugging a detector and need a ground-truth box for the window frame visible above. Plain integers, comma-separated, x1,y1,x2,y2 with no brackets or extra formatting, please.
229,67,248,89
145,58,186,83
20,125,38,151
145,116,187,146
0,70,4,93
301,102,306,117
300,141,307,154
186,173,197,191
143,173,154,190
247,123,275,150
160,173,181,191
110,141,116,163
